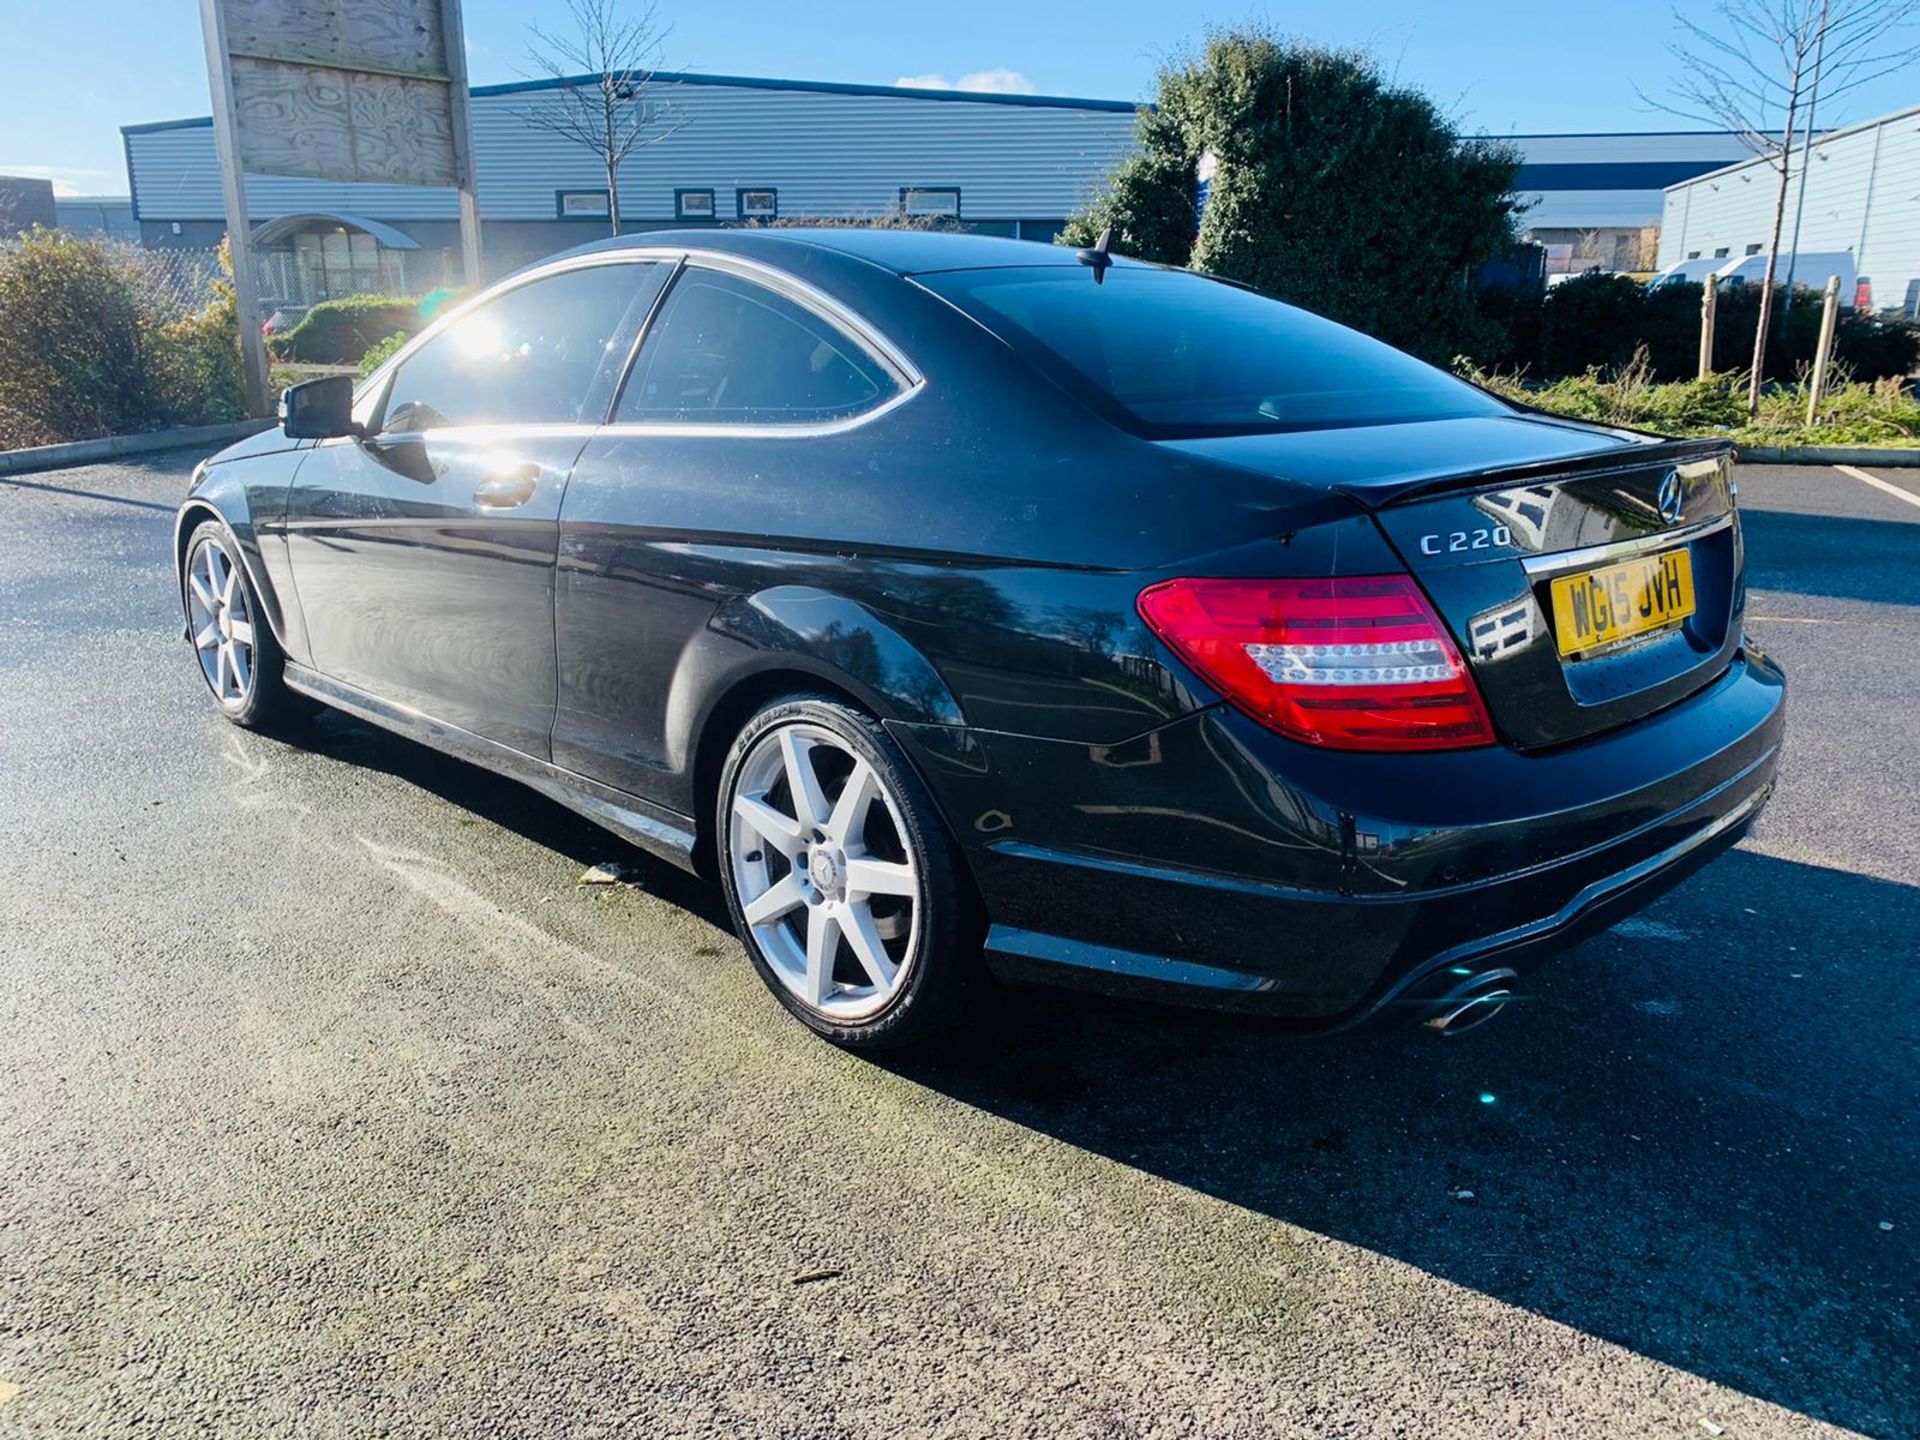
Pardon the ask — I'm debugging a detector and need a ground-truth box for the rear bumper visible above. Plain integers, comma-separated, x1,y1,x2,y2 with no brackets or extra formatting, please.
892,645,1785,1029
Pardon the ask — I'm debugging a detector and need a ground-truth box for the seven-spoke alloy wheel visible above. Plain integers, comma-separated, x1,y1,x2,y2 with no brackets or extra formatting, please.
179,519,306,730
186,533,256,710
718,695,976,1048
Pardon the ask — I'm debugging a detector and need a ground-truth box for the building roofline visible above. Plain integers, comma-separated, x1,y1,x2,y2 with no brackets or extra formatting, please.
472,69,1143,110
122,116,214,134
1664,103,1920,190
1475,129,1744,139
122,69,1143,135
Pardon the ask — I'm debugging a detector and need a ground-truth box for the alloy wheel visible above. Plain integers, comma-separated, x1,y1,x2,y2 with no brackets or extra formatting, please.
727,722,923,1022
185,536,255,707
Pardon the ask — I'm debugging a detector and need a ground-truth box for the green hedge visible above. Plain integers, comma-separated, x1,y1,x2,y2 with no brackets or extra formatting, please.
356,330,410,378
1473,272,1920,383
269,294,426,364
0,229,246,450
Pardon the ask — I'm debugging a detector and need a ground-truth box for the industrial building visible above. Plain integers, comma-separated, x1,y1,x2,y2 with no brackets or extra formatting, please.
52,196,138,241
1511,130,1750,273
1661,102,1920,316
119,69,1752,307
123,72,1141,305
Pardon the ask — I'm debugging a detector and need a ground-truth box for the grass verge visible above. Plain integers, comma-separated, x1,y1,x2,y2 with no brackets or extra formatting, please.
1457,351,1920,450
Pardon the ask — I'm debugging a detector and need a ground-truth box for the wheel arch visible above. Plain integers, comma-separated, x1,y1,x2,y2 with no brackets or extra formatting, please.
173,490,294,653
680,585,968,877
687,666,861,876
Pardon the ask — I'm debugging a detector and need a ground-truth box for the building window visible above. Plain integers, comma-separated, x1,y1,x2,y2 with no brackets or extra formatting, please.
900,186,961,220
736,188,778,220
1687,251,1701,260
556,189,612,220
1714,247,1730,258
676,188,715,221
1745,243,1763,256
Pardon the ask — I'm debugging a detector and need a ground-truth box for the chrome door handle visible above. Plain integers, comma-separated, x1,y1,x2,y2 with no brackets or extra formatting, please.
474,464,540,510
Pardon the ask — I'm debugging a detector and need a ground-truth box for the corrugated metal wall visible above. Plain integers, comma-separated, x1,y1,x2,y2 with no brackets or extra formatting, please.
1659,105,1920,312
1513,131,1751,229
126,78,1142,225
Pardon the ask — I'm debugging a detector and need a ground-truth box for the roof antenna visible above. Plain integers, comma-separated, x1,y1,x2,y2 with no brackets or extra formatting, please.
1075,227,1114,284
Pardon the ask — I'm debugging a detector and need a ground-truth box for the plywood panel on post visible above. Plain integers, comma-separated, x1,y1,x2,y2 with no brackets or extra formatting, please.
224,0,448,77
233,57,460,185
198,0,483,418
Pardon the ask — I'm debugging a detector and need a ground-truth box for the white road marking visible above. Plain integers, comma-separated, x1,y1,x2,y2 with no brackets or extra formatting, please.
1834,464,1920,511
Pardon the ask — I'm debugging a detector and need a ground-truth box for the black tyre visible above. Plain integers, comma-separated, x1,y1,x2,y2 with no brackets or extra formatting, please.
715,692,980,1049
180,520,310,731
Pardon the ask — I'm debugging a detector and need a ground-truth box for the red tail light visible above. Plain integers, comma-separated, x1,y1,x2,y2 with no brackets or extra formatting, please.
1136,575,1496,752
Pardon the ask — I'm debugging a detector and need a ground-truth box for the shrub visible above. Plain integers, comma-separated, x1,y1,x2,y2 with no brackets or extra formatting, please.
749,211,959,230
1457,350,1919,445
1537,273,1648,377
1468,274,1920,384
357,330,409,378
1467,277,1546,374
1749,373,1920,444
1637,280,1706,378
143,239,247,430
0,228,246,448
269,294,425,364
1061,28,1522,364
0,228,148,448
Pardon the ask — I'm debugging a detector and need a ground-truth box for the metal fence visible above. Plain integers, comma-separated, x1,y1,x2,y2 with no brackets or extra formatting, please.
5,239,463,317
114,244,227,320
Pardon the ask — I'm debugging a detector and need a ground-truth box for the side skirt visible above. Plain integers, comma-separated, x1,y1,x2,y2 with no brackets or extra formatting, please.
283,663,701,874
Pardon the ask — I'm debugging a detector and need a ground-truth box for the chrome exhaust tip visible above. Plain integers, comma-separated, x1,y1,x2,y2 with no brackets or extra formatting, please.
1421,967,1520,1036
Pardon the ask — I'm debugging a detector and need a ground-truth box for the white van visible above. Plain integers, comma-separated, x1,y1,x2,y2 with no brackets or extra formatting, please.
1711,251,1856,296
1649,258,1725,288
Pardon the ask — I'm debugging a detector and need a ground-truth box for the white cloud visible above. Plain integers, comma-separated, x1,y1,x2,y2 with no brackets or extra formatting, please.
893,68,1037,95
0,163,117,198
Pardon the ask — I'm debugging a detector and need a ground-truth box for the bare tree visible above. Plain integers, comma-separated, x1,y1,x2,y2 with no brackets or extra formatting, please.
1642,0,1920,416
521,0,679,236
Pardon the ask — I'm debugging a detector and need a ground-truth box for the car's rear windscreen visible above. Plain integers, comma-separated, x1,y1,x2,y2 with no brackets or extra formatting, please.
918,265,1509,438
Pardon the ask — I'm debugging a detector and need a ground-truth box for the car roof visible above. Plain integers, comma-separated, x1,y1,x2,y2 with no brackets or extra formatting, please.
557,226,1150,277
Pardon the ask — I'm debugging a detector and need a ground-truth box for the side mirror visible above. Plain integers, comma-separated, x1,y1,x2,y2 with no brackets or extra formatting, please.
280,376,362,440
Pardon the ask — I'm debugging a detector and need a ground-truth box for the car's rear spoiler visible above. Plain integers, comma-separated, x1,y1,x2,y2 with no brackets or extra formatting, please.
1332,433,1733,511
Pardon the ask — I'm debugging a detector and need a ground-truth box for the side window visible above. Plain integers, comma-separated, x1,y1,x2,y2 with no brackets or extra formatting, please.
616,268,901,425
382,262,667,433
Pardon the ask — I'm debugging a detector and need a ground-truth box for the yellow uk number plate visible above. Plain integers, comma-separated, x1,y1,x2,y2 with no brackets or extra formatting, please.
1549,549,1696,656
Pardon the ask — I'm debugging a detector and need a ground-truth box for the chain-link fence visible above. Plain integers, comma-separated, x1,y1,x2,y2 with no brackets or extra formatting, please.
0,236,227,322
23,240,466,318
113,244,227,320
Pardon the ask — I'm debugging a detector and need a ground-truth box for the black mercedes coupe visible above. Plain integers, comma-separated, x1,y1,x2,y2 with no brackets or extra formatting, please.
174,229,1783,1049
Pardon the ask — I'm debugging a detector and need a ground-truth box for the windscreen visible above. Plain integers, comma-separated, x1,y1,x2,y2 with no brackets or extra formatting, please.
919,265,1509,438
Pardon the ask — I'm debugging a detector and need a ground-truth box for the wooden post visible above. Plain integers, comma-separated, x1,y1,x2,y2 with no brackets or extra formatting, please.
197,0,271,418
1806,273,1841,426
437,0,484,288
1698,272,1718,381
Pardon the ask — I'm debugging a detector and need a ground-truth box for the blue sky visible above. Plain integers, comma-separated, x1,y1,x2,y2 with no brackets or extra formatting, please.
4,0,1916,197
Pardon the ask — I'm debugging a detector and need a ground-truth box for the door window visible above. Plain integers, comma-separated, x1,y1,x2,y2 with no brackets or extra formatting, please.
616,268,901,425
381,262,667,433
